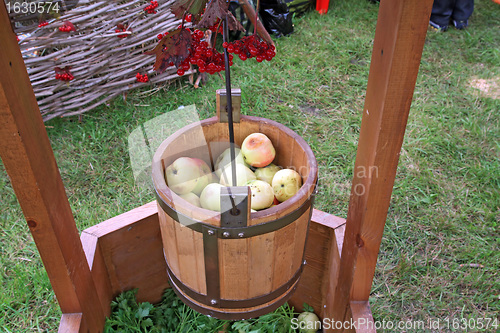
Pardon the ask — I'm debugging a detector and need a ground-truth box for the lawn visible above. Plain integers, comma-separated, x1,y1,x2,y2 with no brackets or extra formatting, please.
1,0,499,331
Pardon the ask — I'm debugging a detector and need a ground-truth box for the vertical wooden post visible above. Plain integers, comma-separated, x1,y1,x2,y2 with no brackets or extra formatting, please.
324,0,434,330
0,3,105,332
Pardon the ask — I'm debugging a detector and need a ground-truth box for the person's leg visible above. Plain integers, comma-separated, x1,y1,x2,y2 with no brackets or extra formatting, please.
452,0,474,29
430,0,455,30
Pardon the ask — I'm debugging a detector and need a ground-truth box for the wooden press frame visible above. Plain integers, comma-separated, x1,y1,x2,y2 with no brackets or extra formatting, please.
0,0,434,331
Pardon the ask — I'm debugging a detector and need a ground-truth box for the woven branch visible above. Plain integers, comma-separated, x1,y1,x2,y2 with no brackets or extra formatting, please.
10,0,194,121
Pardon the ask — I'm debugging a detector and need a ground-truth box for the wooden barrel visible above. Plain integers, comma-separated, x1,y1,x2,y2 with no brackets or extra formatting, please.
152,115,318,320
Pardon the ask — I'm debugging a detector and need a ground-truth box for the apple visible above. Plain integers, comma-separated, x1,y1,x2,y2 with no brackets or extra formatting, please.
272,168,302,202
245,180,275,210
214,147,249,177
179,192,201,208
297,311,321,333
241,133,276,168
200,183,224,211
254,163,281,185
191,158,214,196
165,157,201,195
219,163,256,187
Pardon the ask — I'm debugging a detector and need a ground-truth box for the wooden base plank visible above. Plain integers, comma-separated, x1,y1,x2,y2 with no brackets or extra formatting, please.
58,313,82,333
61,202,376,332
350,301,376,333
82,201,169,304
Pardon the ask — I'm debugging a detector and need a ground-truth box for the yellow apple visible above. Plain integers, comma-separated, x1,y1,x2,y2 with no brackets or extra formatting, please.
272,168,302,202
179,192,201,208
191,158,214,196
219,163,256,186
254,163,282,185
200,183,224,211
165,157,201,195
246,180,274,210
214,147,249,177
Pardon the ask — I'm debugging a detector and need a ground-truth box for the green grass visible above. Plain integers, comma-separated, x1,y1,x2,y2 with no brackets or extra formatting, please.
1,0,499,331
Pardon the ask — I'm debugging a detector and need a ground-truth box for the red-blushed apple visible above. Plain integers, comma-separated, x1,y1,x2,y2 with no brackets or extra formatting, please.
191,158,214,196
179,192,201,207
254,163,281,185
200,183,224,211
214,147,249,177
246,180,275,210
165,157,201,195
241,133,276,168
219,163,256,186
272,168,302,202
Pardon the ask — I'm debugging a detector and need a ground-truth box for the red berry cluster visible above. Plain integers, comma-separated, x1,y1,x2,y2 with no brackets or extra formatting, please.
38,21,49,28
136,73,149,82
178,28,233,75
144,0,158,14
223,35,276,62
115,27,128,38
59,23,75,32
55,72,74,81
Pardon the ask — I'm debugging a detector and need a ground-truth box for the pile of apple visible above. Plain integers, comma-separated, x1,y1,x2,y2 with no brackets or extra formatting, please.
164,133,303,212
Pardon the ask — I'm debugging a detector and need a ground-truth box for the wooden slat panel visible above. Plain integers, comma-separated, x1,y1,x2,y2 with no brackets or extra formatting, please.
248,232,275,298
271,221,296,289
159,207,180,282
0,3,104,331
219,239,250,299
175,224,201,292
289,211,346,315
84,201,168,303
326,0,434,330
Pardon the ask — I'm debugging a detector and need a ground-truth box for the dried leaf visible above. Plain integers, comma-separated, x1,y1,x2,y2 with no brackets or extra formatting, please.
171,0,208,21
226,11,245,32
146,28,192,72
55,66,72,74
197,0,244,31
197,0,227,29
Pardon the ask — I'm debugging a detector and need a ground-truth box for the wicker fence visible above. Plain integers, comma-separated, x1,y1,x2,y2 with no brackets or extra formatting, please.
9,0,191,121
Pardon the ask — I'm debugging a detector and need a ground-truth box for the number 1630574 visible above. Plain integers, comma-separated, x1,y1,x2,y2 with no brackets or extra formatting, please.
6,1,60,14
